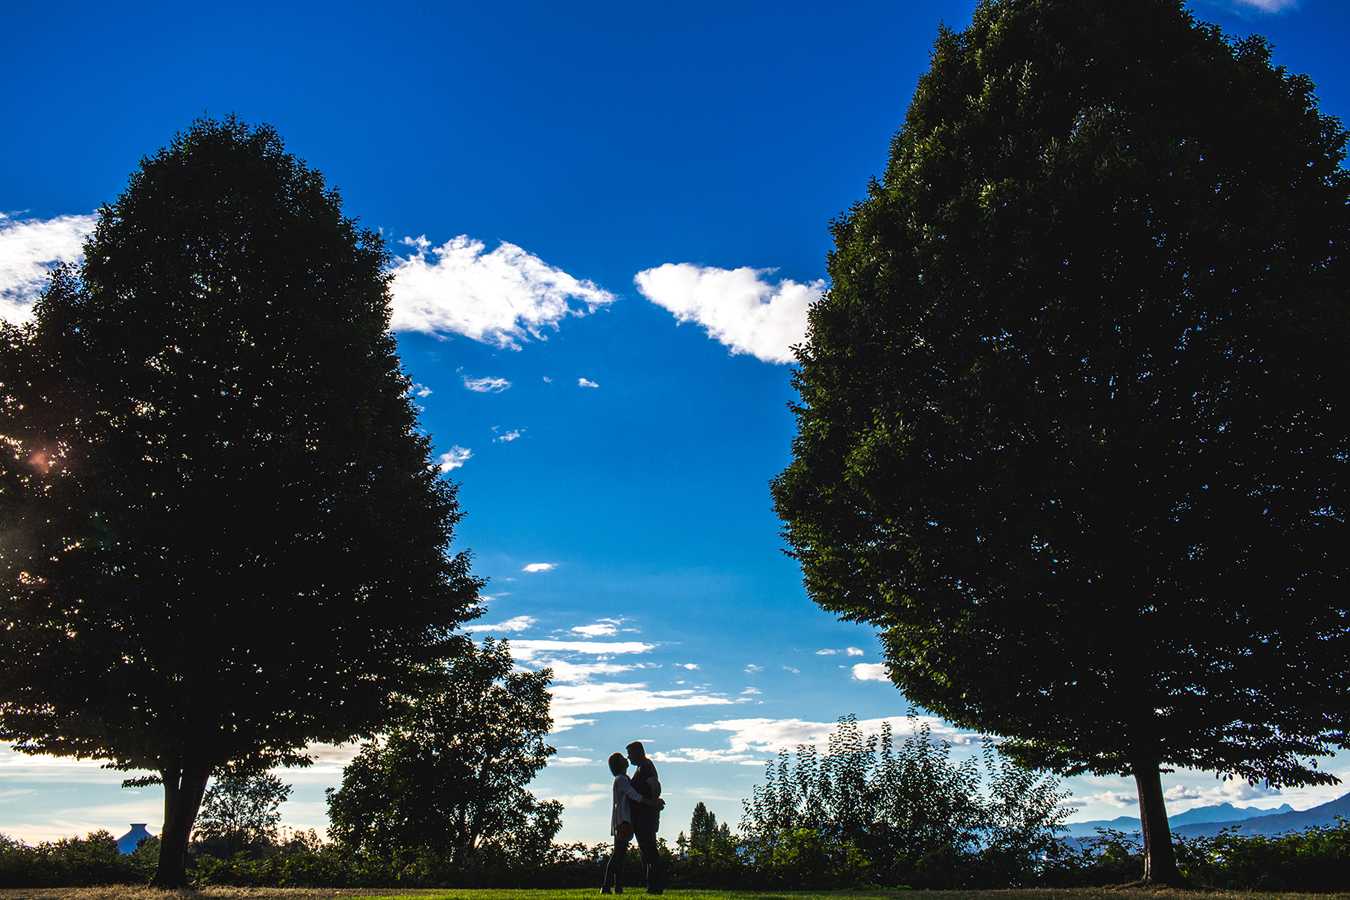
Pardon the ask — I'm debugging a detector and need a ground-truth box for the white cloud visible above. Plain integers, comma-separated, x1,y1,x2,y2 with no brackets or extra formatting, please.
578,377,599,388
689,715,979,761
508,640,656,662
634,262,824,365
816,649,837,656
0,212,97,323
388,235,616,348
549,681,734,728
548,756,594,767
437,446,473,471
783,666,800,674
846,647,864,656
741,687,761,695
677,663,698,670
466,615,537,633
744,664,762,674
572,619,622,638
541,790,608,809
495,429,522,443
852,663,890,682
539,660,641,684
463,375,512,393
523,562,556,573
1165,780,1279,805
410,383,433,398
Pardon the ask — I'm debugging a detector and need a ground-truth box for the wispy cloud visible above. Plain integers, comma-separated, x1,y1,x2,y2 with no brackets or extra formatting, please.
852,662,890,682
509,640,655,662
437,446,473,471
523,562,556,573
388,235,615,348
463,375,512,393
572,618,623,638
634,263,824,365
549,756,594,768
688,715,979,763
549,682,735,730
543,660,642,684
0,212,97,323
1165,780,1280,804
466,615,537,634
410,383,433,398
494,428,522,443
578,377,599,388
744,664,762,674
1227,0,1297,11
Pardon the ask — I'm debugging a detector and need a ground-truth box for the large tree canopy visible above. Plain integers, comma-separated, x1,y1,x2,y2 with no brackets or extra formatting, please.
0,117,482,885
772,0,1350,883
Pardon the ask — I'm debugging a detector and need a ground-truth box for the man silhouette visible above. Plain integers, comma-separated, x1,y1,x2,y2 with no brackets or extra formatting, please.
625,740,663,894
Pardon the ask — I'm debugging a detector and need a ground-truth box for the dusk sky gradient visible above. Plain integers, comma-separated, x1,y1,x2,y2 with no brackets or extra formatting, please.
2,0,1348,847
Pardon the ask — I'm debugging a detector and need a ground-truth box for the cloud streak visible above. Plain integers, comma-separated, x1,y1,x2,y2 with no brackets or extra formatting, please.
389,236,615,348
463,375,511,393
437,446,472,471
634,263,824,365
684,715,980,765
1228,0,1296,11
0,213,97,323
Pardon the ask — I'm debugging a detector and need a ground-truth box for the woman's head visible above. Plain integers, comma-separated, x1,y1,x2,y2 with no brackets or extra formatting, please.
608,752,628,776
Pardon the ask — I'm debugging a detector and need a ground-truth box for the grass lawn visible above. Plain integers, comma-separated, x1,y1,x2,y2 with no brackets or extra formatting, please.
5,888,1350,900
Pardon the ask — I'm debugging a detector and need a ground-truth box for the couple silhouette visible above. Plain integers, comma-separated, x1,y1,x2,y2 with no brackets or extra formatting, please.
602,740,665,894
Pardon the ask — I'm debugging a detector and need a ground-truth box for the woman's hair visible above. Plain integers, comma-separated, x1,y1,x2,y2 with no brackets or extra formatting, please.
608,752,628,776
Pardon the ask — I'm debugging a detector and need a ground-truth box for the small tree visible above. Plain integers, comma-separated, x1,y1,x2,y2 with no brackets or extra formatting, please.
194,772,292,859
689,802,719,853
741,716,1067,887
327,638,558,864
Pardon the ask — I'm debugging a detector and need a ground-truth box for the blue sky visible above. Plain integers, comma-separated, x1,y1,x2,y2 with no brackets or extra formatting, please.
2,0,1348,847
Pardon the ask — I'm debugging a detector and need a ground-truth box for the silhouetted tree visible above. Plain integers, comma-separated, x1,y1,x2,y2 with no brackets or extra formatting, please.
689,803,718,853
326,638,559,864
0,116,482,886
194,772,292,859
772,0,1350,885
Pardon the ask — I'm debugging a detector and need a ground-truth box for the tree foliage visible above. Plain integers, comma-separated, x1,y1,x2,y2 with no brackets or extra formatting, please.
194,771,292,859
739,715,1067,887
772,0,1350,883
326,638,559,864
0,116,482,885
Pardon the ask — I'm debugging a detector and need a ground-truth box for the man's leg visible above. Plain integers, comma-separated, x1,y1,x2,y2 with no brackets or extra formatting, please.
633,826,663,894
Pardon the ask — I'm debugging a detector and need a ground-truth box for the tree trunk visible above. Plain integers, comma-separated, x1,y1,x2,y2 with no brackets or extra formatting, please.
1133,763,1180,885
152,763,212,887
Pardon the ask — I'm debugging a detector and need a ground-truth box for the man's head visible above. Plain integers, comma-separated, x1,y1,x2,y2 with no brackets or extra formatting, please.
626,741,647,764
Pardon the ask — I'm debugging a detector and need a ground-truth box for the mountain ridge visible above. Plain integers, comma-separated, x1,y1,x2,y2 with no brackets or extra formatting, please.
1063,793,1349,839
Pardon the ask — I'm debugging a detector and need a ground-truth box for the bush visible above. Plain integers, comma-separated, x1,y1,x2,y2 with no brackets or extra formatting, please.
0,831,155,887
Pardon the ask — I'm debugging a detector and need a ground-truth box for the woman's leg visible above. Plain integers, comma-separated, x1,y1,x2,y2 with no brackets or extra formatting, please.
605,821,633,892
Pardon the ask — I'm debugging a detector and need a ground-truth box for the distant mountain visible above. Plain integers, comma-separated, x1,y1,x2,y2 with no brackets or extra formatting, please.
1064,800,1296,838
1172,792,1350,838
1171,801,1294,825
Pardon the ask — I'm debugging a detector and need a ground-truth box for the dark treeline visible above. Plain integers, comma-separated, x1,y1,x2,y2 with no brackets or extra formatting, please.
5,816,1350,891
4,716,1350,891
